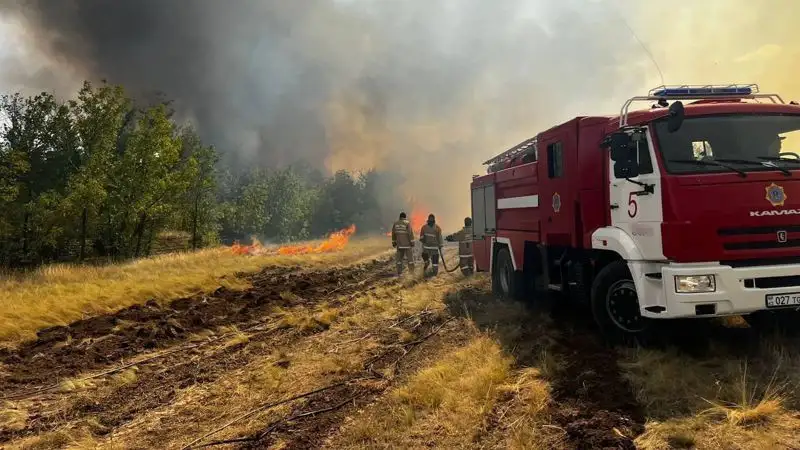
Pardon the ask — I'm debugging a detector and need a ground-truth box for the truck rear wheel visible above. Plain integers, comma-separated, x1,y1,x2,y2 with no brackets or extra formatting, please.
492,247,520,301
591,260,649,341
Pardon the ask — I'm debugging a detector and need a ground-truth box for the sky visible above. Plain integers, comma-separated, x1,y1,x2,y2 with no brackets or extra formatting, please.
0,0,798,229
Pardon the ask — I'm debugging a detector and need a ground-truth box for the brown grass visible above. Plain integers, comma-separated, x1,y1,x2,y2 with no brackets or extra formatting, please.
622,336,800,449
335,335,514,448
51,265,469,449
332,276,561,449
0,237,388,346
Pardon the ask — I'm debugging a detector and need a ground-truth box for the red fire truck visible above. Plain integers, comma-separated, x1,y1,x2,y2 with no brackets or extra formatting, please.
470,84,800,339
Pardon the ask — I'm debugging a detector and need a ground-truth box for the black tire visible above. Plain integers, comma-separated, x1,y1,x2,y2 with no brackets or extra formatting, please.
590,260,650,342
492,247,520,300
743,309,800,336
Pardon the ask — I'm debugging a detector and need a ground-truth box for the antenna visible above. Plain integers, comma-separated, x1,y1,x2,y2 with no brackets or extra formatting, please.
608,1,665,86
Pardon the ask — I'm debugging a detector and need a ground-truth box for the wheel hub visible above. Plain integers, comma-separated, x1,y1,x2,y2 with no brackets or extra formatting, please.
606,280,646,333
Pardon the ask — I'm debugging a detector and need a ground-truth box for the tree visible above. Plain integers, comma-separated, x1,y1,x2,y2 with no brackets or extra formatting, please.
62,81,131,260
177,126,219,249
0,79,405,268
108,104,185,257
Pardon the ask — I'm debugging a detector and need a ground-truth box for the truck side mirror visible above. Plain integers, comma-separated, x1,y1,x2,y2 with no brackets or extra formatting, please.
607,131,640,178
614,156,640,179
667,101,685,133
608,132,632,162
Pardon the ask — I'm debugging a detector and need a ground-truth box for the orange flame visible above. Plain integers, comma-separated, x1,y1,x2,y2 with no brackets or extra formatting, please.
386,206,429,238
231,225,357,256
409,207,427,235
277,224,357,255
231,239,261,255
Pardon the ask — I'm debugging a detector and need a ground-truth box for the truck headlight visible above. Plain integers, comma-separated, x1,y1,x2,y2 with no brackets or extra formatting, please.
675,275,716,293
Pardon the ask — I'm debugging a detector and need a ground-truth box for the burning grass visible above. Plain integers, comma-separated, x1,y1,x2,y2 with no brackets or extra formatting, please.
0,236,387,347
232,224,357,256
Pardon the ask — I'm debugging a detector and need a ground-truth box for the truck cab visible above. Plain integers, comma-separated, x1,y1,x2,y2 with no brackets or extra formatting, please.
470,84,800,339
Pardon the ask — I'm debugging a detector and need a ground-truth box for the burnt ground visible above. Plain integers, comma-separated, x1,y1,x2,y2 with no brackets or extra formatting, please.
0,254,402,444
234,314,468,450
547,324,645,449
445,286,646,450
3,247,783,449
3,255,648,449
0,258,390,393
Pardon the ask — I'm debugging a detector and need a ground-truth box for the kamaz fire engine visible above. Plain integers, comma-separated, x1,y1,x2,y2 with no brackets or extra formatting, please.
469,84,800,338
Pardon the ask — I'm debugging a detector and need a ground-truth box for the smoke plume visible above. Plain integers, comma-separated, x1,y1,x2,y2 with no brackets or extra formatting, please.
1,0,798,231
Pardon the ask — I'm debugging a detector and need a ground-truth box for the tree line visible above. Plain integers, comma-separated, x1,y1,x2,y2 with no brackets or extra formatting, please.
0,81,401,267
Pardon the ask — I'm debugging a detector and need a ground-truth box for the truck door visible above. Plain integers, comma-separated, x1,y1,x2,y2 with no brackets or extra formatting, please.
470,183,496,271
607,128,665,260
539,127,576,247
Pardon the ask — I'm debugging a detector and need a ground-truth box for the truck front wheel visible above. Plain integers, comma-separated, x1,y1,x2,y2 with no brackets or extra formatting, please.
591,260,649,341
492,247,520,301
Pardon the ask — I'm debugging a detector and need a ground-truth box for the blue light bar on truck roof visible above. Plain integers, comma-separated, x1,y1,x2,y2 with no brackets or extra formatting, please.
649,84,759,98
620,84,783,128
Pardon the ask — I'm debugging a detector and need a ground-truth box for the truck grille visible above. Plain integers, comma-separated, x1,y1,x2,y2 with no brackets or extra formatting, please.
743,275,800,289
721,256,800,268
718,225,800,236
718,225,800,251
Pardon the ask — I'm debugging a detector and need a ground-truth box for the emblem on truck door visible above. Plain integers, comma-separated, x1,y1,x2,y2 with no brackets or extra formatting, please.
765,183,787,207
552,192,562,213
778,230,788,243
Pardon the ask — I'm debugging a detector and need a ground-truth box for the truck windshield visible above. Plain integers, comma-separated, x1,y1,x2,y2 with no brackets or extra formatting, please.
654,114,800,175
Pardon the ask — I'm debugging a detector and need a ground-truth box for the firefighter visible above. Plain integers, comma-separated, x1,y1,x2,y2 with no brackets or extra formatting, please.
419,213,444,276
391,212,415,275
450,217,474,276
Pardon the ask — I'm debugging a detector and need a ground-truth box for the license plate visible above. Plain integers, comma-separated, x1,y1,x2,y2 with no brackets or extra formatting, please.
765,292,800,308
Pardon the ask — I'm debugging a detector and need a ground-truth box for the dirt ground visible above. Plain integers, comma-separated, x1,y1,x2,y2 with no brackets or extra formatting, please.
2,247,799,449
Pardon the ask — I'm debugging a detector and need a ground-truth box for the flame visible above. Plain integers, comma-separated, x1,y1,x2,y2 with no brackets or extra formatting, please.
408,207,428,234
386,206,429,239
231,225,357,256
231,237,263,255
277,224,357,255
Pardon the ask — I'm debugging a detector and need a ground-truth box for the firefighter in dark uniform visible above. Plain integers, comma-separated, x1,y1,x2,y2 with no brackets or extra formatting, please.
448,217,474,275
391,212,415,275
419,214,444,276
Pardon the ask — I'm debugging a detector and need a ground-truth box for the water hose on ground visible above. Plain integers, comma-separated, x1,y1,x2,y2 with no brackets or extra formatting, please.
438,246,462,273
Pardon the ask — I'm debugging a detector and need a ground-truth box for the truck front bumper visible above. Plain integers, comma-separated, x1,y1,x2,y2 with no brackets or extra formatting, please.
636,261,800,319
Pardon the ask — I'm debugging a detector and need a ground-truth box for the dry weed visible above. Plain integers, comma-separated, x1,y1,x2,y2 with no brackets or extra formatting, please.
0,238,387,346
623,333,800,450
336,335,513,448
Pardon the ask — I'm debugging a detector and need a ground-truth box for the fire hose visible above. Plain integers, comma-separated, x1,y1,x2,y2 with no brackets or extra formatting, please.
437,246,461,273
406,242,462,274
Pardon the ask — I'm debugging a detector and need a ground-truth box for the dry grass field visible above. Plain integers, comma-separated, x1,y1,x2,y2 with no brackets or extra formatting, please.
1,240,799,449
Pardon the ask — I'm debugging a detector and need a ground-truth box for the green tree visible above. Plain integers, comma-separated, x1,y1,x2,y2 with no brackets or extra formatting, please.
107,104,185,257
177,125,219,248
62,81,131,260
0,91,82,262
263,168,315,241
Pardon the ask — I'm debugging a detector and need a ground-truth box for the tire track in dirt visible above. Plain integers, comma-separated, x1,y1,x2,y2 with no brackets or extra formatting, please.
0,255,399,444
0,257,391,394
544,305,645,449
443,282,646,449
199,314,467,450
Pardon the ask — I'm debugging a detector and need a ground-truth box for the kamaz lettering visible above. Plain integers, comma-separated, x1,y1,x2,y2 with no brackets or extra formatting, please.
750,209,800,217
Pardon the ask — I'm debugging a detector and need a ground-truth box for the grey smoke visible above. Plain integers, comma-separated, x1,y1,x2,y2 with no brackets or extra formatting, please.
0,0,658,226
